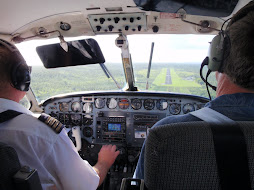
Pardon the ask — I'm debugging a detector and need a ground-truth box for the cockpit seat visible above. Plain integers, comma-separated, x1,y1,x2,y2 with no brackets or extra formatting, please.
0,142,42,190
144,121,254,190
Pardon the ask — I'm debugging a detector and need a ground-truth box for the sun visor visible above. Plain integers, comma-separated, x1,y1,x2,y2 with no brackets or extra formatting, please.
133,0,239,17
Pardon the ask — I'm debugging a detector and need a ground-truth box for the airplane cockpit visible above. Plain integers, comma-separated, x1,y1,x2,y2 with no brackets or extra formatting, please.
0,0,252,189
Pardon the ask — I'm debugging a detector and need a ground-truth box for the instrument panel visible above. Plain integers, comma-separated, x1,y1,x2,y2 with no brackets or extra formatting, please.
43,91,208,189
43,91,208,147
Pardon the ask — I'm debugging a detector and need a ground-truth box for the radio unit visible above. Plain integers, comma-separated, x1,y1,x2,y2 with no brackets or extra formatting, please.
96,116,126,143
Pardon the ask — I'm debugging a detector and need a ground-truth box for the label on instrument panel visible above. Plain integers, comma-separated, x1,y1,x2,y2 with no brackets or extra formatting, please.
160,13,180,19
135,131,147,138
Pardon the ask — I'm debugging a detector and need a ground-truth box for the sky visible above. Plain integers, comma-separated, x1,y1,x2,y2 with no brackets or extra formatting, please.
16,34,215,66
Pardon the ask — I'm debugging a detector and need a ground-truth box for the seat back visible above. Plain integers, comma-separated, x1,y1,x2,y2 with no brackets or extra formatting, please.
0,142,21,190
0,142,43,190
144,121,254,190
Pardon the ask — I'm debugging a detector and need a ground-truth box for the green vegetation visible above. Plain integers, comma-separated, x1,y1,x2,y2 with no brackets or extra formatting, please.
30,63,216,102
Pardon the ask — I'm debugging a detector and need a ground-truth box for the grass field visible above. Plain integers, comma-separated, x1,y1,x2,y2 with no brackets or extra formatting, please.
152,68,201,87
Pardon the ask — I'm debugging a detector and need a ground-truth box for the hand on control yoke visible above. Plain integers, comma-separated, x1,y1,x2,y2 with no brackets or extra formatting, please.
98,145,120,168
94,144,120,186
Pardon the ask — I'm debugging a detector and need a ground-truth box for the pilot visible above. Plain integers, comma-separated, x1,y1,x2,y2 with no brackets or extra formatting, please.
0,39,120,189
134,1,254,179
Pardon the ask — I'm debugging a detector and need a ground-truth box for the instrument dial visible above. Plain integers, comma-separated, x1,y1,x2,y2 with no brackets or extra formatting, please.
95,98,105,109
169,103,181,115
144,99,155,110
59,102,69,112
131,98,142,110
83,127,93,138
83,115,93,125
59,113,70,125
70,114,82,125
156,99,168,110
71,102,81,112
83,103,93,113
106,98,117,109
183,103,195,114
118,98,130,109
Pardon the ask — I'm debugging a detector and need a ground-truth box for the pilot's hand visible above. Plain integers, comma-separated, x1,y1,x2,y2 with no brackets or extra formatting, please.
98,144,120,168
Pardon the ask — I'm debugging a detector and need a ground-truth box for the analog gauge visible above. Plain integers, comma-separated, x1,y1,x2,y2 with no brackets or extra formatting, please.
118,98,130,109
131,98,142,110
196,103,205,110
156,99,168,110
144,99,155,110
169,103,181,115
49,112,58,119
71,102,81,112
71,114,82,125
59,113,70,125
59,102,69,112
83,127,93,137
83,103,93,113
95,98,105,109
183,103,195,114
106,98,117,109
83,115,93,125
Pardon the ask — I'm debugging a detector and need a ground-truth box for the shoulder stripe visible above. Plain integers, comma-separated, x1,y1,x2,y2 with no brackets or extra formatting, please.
38,113,64,134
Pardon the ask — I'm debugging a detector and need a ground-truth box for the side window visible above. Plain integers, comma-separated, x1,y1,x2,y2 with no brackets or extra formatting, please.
19,95,31,109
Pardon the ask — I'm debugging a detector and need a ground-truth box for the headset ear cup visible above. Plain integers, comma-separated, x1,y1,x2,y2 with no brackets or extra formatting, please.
11,62,31,91
207,34,224,71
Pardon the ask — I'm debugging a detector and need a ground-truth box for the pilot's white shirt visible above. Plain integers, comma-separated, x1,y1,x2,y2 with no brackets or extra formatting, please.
0,98,99,190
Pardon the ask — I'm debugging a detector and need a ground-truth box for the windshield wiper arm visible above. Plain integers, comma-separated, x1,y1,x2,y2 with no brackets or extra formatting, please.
146,42,154,90
99,63,121,89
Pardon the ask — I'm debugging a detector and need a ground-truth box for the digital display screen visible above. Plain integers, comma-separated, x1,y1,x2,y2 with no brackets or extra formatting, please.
108,123,121,131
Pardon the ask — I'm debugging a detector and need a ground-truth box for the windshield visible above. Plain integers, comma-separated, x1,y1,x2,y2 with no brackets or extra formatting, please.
17,34,216,103
128,34,216,98
17,35,125,102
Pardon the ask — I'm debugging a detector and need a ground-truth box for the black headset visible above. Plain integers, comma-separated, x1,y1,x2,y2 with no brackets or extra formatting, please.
0,39,31,92
200,1,254,99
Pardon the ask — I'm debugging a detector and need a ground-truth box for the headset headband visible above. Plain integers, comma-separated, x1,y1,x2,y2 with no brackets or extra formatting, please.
228,1,254,28
0,39,19,53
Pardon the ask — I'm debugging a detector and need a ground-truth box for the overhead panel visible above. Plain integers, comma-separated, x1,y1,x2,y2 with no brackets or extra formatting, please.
88,13,147,34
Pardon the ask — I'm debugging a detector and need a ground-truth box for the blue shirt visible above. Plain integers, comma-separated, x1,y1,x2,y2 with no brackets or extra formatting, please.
134,93,254,179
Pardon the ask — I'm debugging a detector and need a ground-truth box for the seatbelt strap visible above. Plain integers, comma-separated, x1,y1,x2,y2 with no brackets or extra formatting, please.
0,110,23,123
190,107,235,124
190,107,251,190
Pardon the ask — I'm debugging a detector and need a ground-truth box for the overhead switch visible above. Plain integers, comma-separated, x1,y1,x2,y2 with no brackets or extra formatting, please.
138,25,142,31
108,25,114,31
130,18,134,23
114,17,120,23
99,18,105,24
96,26,101,32
125,26,129,31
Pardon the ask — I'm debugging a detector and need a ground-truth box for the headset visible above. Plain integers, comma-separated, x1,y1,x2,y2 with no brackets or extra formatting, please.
200,0,254,100
0,39,31,92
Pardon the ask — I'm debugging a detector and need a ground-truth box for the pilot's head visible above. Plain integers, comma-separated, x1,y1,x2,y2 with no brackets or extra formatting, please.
0,40,31,100
220,1,254,90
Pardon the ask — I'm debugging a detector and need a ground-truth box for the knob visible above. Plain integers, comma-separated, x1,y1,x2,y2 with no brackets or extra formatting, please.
96,26,101,32
83,127,93,137
138,25,142,31
125,26,129,31
152,25,159,33
137,17,141,20
99,18,105,24
108,25,114,31
114,17,120,23
130,17,134,23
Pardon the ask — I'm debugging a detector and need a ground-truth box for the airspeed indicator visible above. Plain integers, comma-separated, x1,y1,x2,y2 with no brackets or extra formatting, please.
169,103,181,115
106,98,117,109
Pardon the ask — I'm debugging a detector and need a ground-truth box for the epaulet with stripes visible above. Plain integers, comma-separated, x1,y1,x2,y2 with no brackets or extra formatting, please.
38,113,64,134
